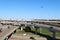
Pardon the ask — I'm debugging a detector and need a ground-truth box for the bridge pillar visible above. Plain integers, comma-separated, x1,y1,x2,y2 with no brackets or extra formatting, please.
32,26,34,28
34,26,40,34
25,24,27,27
49,27,56,39
35,28,37,34
21,27,23,30
19,24,26,30
19,25,23,30
53,32,56,39
4,37,8,40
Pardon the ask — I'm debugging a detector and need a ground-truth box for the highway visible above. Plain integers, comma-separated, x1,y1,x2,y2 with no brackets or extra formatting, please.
0,26,19,40
22,23,60,33
0,21,60,40
37,24,60,33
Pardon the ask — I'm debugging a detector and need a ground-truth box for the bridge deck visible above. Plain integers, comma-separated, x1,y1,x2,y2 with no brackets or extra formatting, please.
0,26,18,40
23,23,60,32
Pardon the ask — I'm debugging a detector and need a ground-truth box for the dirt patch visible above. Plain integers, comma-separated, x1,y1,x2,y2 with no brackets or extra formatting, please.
9,32,47,40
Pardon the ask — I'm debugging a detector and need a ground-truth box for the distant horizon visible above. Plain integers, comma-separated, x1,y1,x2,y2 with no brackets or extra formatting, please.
0,18,60,20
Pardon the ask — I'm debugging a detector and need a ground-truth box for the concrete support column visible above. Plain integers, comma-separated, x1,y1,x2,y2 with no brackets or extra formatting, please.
34,26,39,34
19,25,23,30
21,27,23,30
5,37,8,40
35,28,38,34
32,26,34,28
53,32,56,39
39,27,41,33
25,24,27,27
49,27,56,39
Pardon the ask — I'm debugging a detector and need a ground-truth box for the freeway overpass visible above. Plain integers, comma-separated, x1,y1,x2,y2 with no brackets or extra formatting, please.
0,21,60,40
0,26,19,40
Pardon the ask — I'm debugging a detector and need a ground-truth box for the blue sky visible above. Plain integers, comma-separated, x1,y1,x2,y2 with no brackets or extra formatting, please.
0,0,60,20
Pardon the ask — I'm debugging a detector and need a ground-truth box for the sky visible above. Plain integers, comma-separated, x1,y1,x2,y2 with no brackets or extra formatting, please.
0,0,60,20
